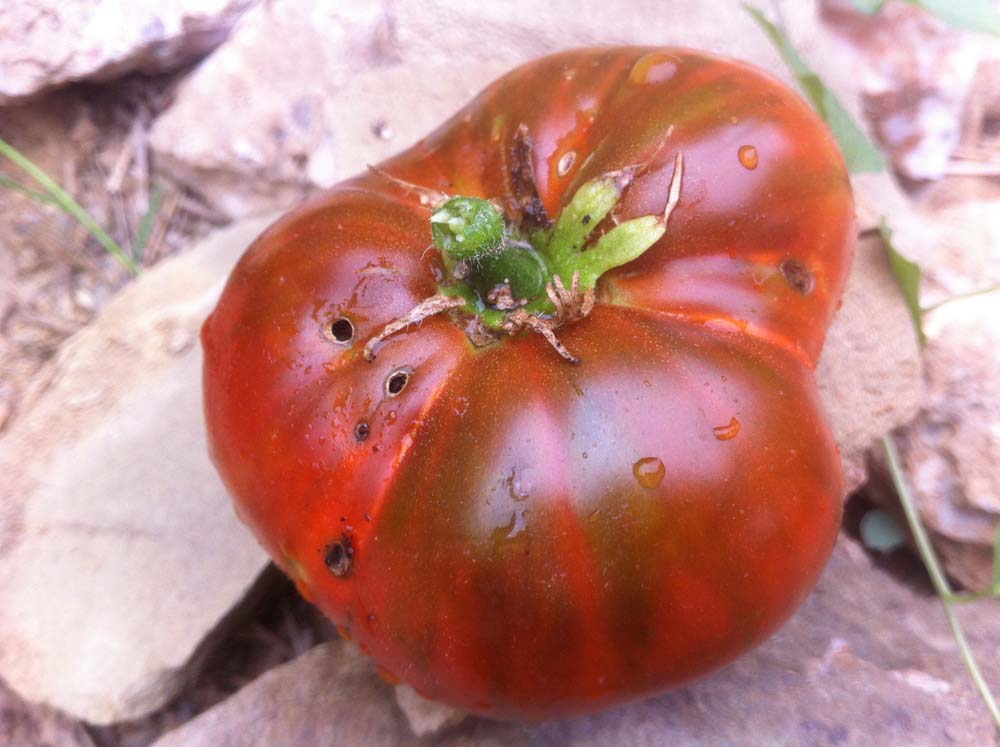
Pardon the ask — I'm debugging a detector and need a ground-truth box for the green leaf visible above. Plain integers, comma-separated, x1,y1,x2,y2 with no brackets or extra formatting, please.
860,508,907,553
851,0,886,13
905,0,1000,35
744,5,887,173
879,218,926,347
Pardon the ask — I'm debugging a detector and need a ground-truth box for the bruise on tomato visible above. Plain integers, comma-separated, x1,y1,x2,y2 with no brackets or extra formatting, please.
202,46,854,720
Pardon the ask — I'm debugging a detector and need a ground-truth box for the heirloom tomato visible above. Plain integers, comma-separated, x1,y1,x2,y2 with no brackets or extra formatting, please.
203,47,855,720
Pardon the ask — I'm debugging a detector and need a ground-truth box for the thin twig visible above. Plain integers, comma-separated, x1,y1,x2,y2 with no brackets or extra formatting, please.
882,435,1000,731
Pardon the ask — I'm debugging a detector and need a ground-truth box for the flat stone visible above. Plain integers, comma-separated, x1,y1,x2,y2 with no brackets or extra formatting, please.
858,186,1000,589
816,234,925,492
0,216,279,724
148,0,803,218
150,539,1000,746
0,0,256,103
149,642,526,747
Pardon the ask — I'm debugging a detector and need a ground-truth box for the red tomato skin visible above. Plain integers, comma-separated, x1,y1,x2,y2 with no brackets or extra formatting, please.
203,47,854,720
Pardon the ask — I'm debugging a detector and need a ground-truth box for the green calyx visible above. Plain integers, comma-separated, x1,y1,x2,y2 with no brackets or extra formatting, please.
431,156,683,330
430,197,505,260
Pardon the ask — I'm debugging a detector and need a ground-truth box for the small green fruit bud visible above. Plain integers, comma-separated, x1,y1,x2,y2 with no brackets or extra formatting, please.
430,197,505,260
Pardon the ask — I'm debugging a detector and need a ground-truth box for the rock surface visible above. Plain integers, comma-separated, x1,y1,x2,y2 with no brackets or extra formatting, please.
150,539,1000,746
148,0,808,217
0,216,278,724
1,678,94,747
892,193,1000,590
0,0,255,103
150,642,527,747
816,234,924,492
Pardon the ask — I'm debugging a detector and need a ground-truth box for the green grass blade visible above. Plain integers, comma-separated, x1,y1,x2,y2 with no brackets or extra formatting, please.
744,5,887,173
0,172,60,205
0,136,140,276
878,218,926,347
883,436,1000,729
133,183,165,262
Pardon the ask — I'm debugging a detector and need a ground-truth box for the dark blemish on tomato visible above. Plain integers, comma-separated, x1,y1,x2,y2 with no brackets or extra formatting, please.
324,535,354,577
582,214,592,225
367,613,377,622
325,317,354,344
340,516,347,522
510,123,551,230
364,512,372,522
354,421,370,441
779,259,815,295
385,367,411,397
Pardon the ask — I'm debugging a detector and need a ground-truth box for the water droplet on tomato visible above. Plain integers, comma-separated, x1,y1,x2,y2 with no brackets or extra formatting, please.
738,145,759,170
557,150,576,177
628,52,679,85
632,457,666,488
713,417,741,441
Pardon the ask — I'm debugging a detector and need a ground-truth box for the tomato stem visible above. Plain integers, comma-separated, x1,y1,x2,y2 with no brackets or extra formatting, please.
435,152,684,330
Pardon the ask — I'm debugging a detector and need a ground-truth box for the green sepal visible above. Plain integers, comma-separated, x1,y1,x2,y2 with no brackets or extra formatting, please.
468,244,549,301
570,215,666,288
546,177,621,268
431,197,505,260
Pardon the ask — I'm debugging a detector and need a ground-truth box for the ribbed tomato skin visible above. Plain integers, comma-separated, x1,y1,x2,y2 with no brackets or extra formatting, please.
202,47,854,720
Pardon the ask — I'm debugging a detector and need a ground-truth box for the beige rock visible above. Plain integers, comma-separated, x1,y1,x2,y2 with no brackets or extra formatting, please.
150,539,1000,746
817,234,925,492
894,293,1000,590
393,684,465,738
862,190,1000,590
149,0,804,217
0,216,279,724
149,642,526,747
0,1,256,103
797,0,984,180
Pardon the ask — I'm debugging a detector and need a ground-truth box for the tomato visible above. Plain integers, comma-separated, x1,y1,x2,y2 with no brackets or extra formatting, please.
202,47,854,720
